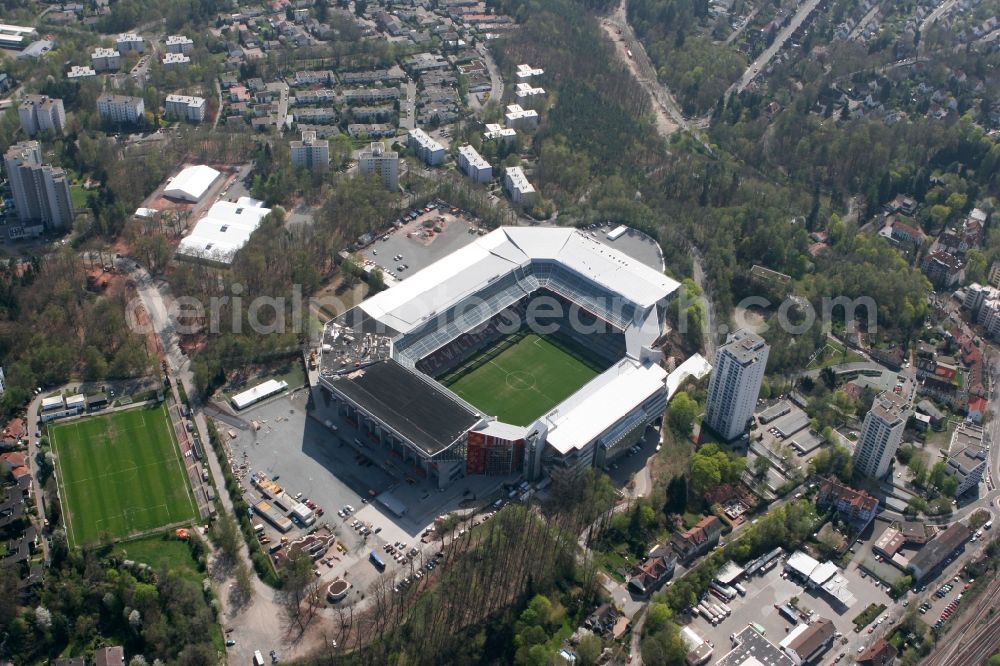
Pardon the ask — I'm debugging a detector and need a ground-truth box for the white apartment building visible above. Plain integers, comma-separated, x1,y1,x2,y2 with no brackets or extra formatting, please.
165,35,194,54
505,104,539,130
503,166,535,206
67,65,96,79
162,52,190,66
514,82,546,107
358,141,400,191
165,94,206,123
457,145,492,184
853,391,909,478
116,32,144,53
516,63,544,79
290,130,330,172
91,47,120,71
484,123,516,144
408,128,445,166
945,421,987,497
97,94,144,124
18,95,65,136
704,329,770,441
964,283,1000,341
4,141,74,229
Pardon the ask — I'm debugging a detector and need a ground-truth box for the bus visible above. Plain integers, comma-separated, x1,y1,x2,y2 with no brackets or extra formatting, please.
369,551,386,571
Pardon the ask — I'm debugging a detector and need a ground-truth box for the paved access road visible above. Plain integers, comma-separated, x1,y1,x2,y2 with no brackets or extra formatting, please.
728,0,823,97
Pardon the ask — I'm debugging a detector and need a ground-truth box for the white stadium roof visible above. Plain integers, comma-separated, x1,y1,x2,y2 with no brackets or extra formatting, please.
359,226,680,334
542,357,668,454
177,197,271,265
164,164,221,202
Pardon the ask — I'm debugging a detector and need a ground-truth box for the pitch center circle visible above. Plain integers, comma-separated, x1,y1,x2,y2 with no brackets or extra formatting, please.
506,371,535,390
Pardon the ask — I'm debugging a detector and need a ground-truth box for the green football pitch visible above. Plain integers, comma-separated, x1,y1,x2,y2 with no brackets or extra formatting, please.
441,332,608,426
49,403,199,548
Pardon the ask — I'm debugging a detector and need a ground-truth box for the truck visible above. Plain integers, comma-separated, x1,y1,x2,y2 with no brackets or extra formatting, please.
253,650,265,666
734,582,748,596
711,583,737,600
697,604,716,625
986,521,993,530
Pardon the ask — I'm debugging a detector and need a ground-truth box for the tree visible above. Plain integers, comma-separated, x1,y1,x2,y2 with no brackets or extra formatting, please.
753,455,770,480
690,455,722,495
668,392,699,436
576,633,602,666
664,476,688,515
645,603,672,634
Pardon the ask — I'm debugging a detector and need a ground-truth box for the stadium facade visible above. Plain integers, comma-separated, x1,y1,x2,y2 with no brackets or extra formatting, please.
319,226,684,487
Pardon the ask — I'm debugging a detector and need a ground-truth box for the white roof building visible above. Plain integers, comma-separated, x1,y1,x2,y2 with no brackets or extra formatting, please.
516,63,544,79
162,52,190,66
541,358,668,455
231,378,288,409
176,197,272,266
484,123,516,142
67,65,96,79
503,166,535,205
164,165,221,202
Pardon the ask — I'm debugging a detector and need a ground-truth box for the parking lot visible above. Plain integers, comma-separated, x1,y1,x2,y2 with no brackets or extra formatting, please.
681,553,897,662
360,208,480,279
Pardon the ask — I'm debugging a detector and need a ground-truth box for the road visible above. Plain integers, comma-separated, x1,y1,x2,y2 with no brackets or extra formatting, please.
475,42,503,108
401,80,416,130
601,0,684,139
847,3,882,41
920,0,959,33
728,0,822,97
724,6,762,45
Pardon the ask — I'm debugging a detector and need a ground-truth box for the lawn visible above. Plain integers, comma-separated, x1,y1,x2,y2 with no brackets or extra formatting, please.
121,533,202,581
49,403,199,548
70,184,89,209
806,339,865,370
440,332,607,426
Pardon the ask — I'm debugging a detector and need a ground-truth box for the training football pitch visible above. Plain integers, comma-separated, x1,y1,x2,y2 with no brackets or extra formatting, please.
441,332,607,426
49,403,198,548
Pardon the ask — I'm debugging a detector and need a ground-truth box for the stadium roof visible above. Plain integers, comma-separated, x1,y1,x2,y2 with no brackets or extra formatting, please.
164,164,221,201
330,359,481,456
176,197,271,266
541,358,667,454
358,227,680,335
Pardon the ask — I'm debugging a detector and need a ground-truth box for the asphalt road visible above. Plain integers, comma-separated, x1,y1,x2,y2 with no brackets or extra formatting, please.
729,0,823,97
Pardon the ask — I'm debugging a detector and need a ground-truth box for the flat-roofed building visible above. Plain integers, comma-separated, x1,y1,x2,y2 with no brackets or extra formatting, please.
96,94,144,124
164,164,220,201
116,32,144,53
505,103,538,130
358,141,399,191
162,52,190,66
165,34,194,53
18,95,65,136
407,128,444,166
516,63,544,79
164,94,206,123
457,144,491,183
290,130,330,172
503,166,535,206
484,123,516,144
4,140,74,229
91,47,120,71
67,65,96,79
705,330,769,441
945,421,988,496
514,81,546,107
853,390,909,478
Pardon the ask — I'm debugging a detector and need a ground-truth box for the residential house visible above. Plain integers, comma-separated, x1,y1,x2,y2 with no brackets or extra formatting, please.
669,516,721,563
815,478,879,531
921,250,964,289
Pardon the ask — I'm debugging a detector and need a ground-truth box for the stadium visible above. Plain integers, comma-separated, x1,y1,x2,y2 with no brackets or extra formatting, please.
318,226,683,488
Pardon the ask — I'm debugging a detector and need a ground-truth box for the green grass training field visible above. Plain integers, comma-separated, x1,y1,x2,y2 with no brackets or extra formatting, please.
49,403,198,548
441,332,607,426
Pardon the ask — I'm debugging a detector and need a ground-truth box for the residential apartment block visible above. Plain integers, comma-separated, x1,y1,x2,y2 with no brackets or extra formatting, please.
165,94,206,123
290,130,330,172
669,515,721,563
503,166,535,206
945,421,987,496
408,128,445,166
116,32,144,53
484,123,516,144
67,65,96,79
97,94,144,124
358,141,399,191
514,81,546,107
162,52,190,66
816,478,879,530
505,104,539,130
704,330,769,441
18,95,65,136
457,144,491,184
4,141,74,229
516,63,544,79
165,35,194,54
853,390,909,478
91,47,120,71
